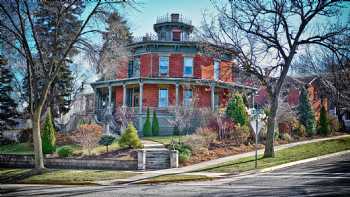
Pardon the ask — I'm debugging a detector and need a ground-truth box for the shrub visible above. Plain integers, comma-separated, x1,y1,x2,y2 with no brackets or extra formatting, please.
281,133,293,142
296,124,306,137
152,110,160,136
170,142,191,163
228,124,250,145
57,146,74,158
318,106,331,136
226,92,249,126
18,129,32,143
98,135,116,152
72,124,103,155
195,127,217,146
184,134,208,153
42,112,56,154
329,116,341,133
119,123,143,149
143,108,152,137
297,87,316,136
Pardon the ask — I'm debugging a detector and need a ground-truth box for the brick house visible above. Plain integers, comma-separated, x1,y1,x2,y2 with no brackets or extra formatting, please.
91,13,256,135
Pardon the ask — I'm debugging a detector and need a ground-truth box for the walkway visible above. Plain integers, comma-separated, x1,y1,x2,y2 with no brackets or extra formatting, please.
98,134,350,185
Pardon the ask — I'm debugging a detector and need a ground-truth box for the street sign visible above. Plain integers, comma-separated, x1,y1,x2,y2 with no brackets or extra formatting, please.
249,108,265,169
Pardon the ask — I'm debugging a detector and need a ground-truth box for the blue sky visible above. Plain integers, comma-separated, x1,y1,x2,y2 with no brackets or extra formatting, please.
121,0,214,37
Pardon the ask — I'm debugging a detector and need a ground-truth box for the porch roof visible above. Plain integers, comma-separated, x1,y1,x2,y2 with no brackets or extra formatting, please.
90,77,258,92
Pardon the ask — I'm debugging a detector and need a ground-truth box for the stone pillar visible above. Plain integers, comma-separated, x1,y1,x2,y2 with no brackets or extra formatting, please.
170,150,179,168
139,82,143,113
137,149,146,170
211,84,215,111
175,83,179,108
123,84,127,107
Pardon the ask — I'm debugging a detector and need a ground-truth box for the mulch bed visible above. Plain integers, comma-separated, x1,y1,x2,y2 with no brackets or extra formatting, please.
181,132,347,166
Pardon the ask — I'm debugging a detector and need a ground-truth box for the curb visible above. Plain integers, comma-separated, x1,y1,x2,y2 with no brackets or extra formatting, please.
259,150,350,173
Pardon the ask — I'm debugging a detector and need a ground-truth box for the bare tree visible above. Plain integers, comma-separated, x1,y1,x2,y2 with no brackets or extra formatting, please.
201,0,349,157
0,0,130,169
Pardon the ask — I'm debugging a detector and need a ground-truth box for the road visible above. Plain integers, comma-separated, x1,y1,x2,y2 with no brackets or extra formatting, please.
1,153,350,197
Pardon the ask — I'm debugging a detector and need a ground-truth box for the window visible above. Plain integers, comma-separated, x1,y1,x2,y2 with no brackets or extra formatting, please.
159,89,168,107
159,31,166,41
184,89,193,106
184,57,193,77
173,31,181,41
214,61,220,80
159,56,169,75
133,57,140,77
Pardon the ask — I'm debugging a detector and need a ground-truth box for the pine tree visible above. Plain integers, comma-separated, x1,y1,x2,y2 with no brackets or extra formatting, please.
41,111,56,154
226,92,249,126
0,56,19,133
319,105,330,136
143,108,152,137
119,123,143,149
297,87,316,136
152,110,160,136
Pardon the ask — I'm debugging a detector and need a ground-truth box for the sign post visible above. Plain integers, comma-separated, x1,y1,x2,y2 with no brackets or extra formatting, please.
250,108,264,169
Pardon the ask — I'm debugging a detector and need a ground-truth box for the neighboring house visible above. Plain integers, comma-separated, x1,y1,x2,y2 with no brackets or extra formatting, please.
55,85,95,132
253,76,328,120
91,13,257,135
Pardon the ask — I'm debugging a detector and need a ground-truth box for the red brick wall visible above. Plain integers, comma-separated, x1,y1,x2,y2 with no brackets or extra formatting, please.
219,88,230,107
220,61,233,82
143,84,158,108
114,86,123,107
194,86,211,107
169,54,183,78
193,54,202,79
140,53,159,77
200,57,214,80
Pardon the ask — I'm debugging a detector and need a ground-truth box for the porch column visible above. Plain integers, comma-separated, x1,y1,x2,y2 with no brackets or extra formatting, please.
175,83,179,108
108,85,112,113
139,82,143,113
211,84,215,111
123,84,127,107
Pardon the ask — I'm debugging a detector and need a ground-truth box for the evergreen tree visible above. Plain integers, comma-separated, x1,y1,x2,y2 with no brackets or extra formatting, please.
152,111,160,136
0,56,19,134
41,111,56,154
297,87,316,136
119,123,143,149
226,92,249,126
319,105,330,136
143,108,152,137
99,135,116,152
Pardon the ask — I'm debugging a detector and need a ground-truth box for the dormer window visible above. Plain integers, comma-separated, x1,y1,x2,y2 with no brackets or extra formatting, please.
172,30,181,41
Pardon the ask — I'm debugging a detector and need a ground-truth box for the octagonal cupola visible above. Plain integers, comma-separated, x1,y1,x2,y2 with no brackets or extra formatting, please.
154,13,193,41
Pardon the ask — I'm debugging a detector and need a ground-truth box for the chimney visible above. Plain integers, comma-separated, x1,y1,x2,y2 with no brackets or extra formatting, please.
171,13,179,22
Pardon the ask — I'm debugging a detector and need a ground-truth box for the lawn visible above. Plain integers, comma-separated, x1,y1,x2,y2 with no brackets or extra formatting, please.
0,142,120,156
143,135,188,145
138,174,213,184
199,136,350,173
0,168,137,185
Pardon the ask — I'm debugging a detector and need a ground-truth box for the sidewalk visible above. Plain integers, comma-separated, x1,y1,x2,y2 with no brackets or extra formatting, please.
97,134,350,185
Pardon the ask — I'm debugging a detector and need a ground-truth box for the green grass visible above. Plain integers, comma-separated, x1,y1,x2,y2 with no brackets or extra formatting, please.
139,174,213,184
200,137,350,173
143,135,188,145
0,168,138,185
0,143,33,155
0,142,120,156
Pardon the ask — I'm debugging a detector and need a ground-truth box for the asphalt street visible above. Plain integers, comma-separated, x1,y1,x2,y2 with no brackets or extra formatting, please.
1,153,350,197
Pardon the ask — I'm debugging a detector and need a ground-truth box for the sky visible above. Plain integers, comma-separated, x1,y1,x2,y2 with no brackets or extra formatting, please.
121,0,214,37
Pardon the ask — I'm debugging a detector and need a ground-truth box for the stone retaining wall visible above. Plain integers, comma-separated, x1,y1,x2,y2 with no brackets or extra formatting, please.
0,154,137,170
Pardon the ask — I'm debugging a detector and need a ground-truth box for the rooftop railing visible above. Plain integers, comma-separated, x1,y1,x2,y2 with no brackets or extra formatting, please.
130,33,200,43
156,14,192,25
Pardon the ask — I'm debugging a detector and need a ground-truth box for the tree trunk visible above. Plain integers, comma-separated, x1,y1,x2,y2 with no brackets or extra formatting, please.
32,111,45,169
264,94,279,158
